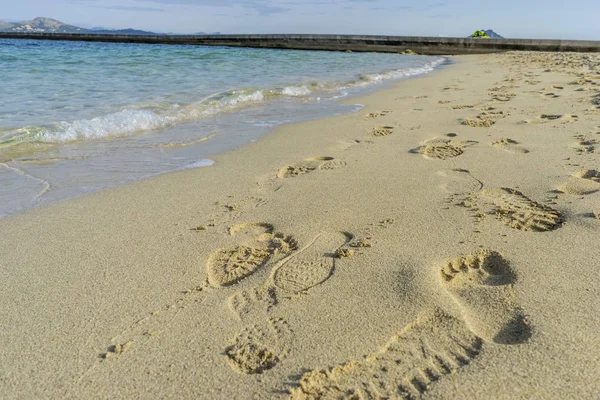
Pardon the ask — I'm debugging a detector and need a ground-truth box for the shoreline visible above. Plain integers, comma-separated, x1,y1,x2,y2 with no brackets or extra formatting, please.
1,52,599,398
0,53,447,220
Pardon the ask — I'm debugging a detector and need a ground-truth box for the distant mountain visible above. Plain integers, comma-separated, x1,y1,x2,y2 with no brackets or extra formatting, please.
0,17,159,35
483,29,503,38
91,28,160,35
0,17,86,33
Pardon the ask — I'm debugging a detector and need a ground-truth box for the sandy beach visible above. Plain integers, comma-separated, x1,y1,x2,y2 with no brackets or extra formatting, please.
1,51,599,399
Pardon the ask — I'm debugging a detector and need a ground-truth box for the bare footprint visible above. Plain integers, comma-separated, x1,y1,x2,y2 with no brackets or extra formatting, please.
277,157,345,179
368,125,394,137
523,114,578,124
440,249,531,344
225,317,292,374
491,138,530,154
557,169,600,195
410,137,478,160
290,310,482,399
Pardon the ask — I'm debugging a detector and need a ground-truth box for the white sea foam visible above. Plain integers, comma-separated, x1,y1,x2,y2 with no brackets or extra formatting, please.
32,90,268,143
20,58,446,144
282,85,311,96
40,109,169,142
358,57,446,85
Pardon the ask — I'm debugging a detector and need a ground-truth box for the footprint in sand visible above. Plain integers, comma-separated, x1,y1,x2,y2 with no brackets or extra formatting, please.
572,135,600,154
229,231,353,320
585,105,600,114
368,125,394,137
224,317,292,374
444,171,564,232
451,104,475,110
226,232,353,374
228,223,386,324
277,157,346,179
491,93,516,102
442,86,464,91
290,250,531,399
271,232,353,294
570,78,594,86
461,115,496,127
557,169,600,195
290,310,482,399
523,114,578,124
489,85,516,93
206,222,297,287
541,92,560,99
365,111,392,119
542,85,564,91
473,187,564,232
440,249,530,344
94,222,296,364
410,137,478,160
491,138,530,154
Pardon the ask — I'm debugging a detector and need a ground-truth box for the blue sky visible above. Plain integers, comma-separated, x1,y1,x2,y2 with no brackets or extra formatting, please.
1,0,599,39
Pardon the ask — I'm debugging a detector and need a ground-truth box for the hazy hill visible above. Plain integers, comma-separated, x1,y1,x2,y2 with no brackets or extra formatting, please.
483,29,503,38
90,28,160,35
0,17,86,33
0,17,159,35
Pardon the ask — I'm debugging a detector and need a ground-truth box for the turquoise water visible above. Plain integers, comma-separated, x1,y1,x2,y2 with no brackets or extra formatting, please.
0,39,446,217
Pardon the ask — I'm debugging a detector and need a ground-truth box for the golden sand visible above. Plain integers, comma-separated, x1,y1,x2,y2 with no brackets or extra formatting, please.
1,51,600,399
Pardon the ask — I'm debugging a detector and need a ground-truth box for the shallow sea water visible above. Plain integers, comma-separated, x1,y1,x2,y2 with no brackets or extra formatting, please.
0,39,447,218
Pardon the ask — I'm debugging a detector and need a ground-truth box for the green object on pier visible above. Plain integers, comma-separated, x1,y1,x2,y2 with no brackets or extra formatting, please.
471,30,490,39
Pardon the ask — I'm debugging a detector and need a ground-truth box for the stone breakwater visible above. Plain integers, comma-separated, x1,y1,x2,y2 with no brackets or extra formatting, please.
2,33,600,55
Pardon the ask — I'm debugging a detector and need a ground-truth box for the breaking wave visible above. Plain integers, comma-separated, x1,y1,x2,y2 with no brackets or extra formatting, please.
0,57,446,146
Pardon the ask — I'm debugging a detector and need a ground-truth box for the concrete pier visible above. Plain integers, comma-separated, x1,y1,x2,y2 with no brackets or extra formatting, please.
1,33,600,55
